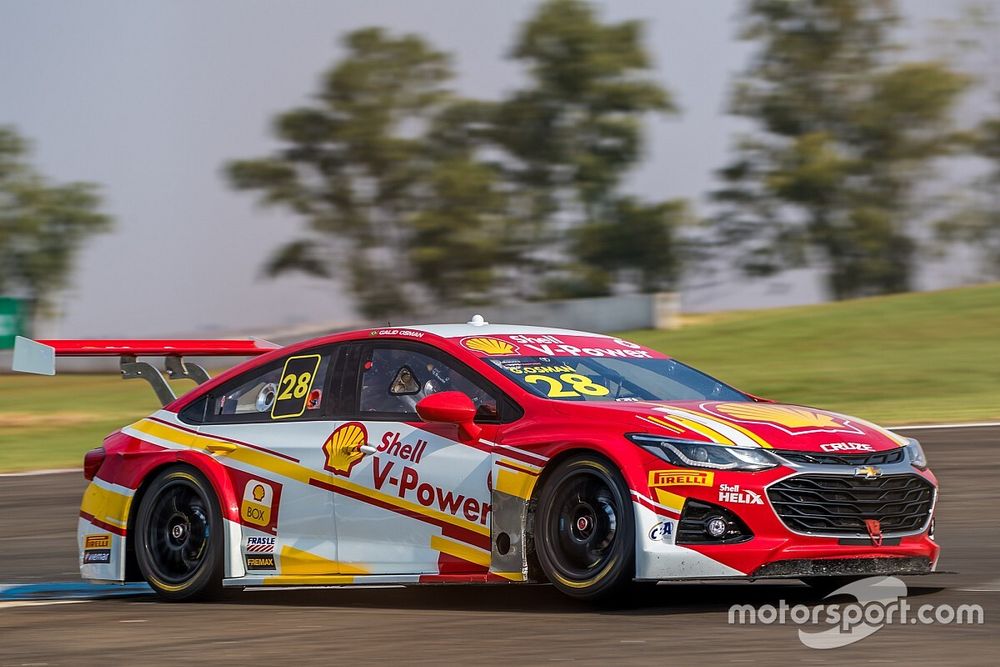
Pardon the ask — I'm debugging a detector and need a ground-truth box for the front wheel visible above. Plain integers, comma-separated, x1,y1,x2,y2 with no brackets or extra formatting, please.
135,465,224,601
534,454,635,601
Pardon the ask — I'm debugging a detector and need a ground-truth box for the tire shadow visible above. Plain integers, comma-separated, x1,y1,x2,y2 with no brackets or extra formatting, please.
137,576,952,616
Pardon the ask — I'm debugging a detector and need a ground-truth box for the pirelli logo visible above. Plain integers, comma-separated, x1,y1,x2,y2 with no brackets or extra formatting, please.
649,469,714,488
84,534,111,550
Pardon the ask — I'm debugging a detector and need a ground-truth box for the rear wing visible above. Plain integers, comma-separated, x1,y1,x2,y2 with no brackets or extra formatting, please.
12,336,281,406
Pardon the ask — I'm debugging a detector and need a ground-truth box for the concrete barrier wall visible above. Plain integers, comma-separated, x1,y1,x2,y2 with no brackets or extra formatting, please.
406,292,676,334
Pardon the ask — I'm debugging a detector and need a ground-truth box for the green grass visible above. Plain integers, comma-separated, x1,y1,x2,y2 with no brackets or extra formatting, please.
1,283,998,471
0,374,201,471
621,283,1000,426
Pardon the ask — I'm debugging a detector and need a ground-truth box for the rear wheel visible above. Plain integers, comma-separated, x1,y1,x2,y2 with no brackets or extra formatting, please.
135,465,224,601
534,454,635,601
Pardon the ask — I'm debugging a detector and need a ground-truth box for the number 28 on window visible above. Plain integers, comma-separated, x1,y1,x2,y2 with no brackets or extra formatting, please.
272,354,322,419
524,373,609,398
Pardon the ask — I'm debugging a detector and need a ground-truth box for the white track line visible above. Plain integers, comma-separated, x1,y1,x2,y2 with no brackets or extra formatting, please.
0,600,89,610
889,422,1000,431
0,468,80,478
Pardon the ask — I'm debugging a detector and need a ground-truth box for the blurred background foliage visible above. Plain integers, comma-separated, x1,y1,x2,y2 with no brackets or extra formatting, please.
714,0,970,299
227,0,684,318
0,128,112,319
223,0,1000,319
4,0,1000,323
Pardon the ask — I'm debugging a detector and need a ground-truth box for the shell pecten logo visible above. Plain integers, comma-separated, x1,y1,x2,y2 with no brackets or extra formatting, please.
715,403,841,430
323,422,368,477
240,479,273,527
460,336,518,356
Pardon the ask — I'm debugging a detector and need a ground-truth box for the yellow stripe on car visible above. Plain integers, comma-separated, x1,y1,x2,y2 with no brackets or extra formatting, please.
660,406,774,448
80,482,132,530
128,419,491,538
652,488,686,513
279,545,369,575
430,535,491,568
494,467,537,501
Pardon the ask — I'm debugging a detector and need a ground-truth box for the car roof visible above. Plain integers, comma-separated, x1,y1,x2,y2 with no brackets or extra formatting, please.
403,322,613,339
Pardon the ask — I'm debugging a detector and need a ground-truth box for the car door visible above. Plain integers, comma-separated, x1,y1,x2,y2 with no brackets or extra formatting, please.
196,344,352,577
332,340,504,575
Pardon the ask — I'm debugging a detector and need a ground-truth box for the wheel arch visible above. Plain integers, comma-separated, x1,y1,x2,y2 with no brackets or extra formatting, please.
525,446,614,582
492,440,637,584
123,452,242,582
523,445,639,597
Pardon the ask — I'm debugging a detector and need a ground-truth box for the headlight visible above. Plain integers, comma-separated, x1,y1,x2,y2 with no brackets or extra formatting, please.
627,434,779,471
905,438,928,469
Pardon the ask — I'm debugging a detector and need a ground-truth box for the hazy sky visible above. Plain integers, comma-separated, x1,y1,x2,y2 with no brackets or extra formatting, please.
0,0,981,337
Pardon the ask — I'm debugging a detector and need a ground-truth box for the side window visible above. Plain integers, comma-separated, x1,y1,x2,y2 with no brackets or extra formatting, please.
208,351,333,423
358,346,498,420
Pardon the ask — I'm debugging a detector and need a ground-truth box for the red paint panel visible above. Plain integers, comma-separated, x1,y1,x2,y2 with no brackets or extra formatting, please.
38,339,279,357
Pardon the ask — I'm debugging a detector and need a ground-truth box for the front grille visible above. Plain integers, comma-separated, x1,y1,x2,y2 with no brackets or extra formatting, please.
775,448,905,466
767,473,934,536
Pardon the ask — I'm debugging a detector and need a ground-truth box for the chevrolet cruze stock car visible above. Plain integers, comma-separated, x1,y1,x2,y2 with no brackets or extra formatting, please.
12,319,937,601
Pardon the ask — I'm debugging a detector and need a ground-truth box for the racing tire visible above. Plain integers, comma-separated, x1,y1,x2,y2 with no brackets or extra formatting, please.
534,454,635,602
135,465,224,602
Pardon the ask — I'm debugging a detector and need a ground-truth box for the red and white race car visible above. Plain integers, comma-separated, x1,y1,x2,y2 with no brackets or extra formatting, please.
13,320,938,601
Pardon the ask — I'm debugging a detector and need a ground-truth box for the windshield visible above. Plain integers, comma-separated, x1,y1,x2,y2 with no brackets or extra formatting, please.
487,356,748,403
455,333,748,402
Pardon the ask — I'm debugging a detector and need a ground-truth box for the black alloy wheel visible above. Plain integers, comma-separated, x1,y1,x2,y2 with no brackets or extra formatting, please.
135,465,224,601
535,454,635,601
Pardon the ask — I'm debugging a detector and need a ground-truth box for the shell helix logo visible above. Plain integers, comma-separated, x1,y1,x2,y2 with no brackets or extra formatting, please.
240,479,273,527
460,337,518,356
323,422,368,477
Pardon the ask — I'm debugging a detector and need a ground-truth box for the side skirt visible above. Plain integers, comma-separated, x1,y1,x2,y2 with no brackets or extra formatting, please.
223,572,525,587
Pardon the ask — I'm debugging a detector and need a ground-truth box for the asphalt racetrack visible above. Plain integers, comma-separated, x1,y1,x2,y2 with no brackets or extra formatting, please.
1,426,998,665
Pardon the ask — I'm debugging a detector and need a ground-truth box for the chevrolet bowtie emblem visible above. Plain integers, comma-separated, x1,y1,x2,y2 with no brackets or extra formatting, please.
854,465,882,479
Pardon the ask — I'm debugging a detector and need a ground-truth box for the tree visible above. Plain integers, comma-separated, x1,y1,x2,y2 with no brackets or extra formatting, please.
495,0,682,297
0,127,112,318
407,101,519,305
231,7,687,317
227,29,514,319
714,0,970,299
937,112,1000,277
932,6,1000,278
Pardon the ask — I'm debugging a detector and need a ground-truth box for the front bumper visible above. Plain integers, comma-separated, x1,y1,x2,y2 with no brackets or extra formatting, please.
632,456,939,581
751,556,932,578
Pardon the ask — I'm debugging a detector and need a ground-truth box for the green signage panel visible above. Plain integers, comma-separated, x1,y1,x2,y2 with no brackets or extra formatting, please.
0,297,28,350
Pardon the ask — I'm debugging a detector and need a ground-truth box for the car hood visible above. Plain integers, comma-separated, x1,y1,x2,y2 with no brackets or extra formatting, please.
559,400,908,453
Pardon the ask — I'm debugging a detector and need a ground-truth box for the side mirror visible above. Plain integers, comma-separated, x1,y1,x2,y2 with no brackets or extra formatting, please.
415,391,482,442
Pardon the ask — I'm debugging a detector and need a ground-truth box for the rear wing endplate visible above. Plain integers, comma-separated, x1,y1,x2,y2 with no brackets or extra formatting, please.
12,336,281,406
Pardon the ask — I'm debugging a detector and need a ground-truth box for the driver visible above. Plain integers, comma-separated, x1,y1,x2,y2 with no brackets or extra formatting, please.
361,351,452,413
